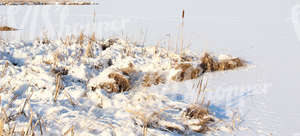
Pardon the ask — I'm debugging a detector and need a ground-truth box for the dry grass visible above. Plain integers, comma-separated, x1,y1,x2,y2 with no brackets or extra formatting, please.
1,61,9,78
52,52,62,66
0,26,17,31
180,53,196,62
52,67,68,102
0,91,45,136
126,109,162,136
194,76,208,104
183,104,214,133
180,10,185,55
96,72,131,93
0,0,96,5
89,32,96,42
142,72,166,87
0,120,3,136
100,38,118,50
108,72,130,92
119,63,136,76
51,67,68,75
35,32,51,45
86,41,94,58
92,63,139,92
54,72,63,102
64,91,76,107
0,96,4,135
63,125,75,136
184,105,209,120
126,109,149,136
172,63,202,81
200,53,245,72
181,77,216,134
61,35,72,46
76,32,85,46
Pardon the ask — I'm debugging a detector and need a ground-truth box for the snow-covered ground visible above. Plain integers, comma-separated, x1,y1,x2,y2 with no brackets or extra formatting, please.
1,0,300,135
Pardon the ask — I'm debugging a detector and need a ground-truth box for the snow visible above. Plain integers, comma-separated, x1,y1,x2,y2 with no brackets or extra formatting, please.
1,0,300,135
0,36,238,135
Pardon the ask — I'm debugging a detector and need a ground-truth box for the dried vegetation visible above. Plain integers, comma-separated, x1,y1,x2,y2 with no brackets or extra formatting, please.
142,72,166,87
200,52,245,72
97,72,131,93
183,77,215,133
172,63,202,82
0,0,97,5
0,26,17,31
0,93,46,136
100,38,118,50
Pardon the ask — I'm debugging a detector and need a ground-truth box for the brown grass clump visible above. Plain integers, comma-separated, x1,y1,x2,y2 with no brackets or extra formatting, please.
172,63,202,82
90,32,96,42
199,53,218,72
51,67,69,75
184,104,215,133
180,55,194,62
86,41,94,58
36,32,50,45
218,58,244,71
119,63,136,76
182,77,216,134
126,109,163,136
184,105,209,119
99,72,131,93
77,32,85,46
98,82,118,93
61,36,72,46
200,53,245,72
142,72,166,87
0,26,17,31
108,73,130,92
100,38,118,50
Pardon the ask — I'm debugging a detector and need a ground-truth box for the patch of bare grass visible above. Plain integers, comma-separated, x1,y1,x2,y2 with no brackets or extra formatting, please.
108,72,130,92
183,104,215,133
0,26,17,31
172,63,202,81
100,38,118,50
142,72,166,87
86,41,94,58
97,72,131,93
76,32,85,46
200,52,245,72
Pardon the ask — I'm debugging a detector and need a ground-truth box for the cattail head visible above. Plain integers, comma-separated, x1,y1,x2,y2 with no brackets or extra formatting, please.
182,9,185,19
